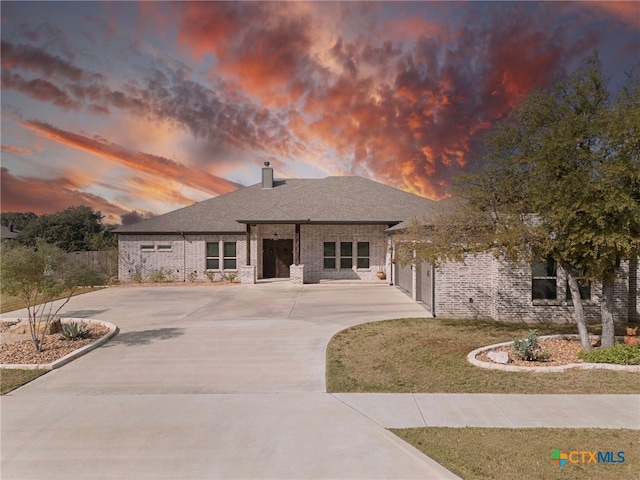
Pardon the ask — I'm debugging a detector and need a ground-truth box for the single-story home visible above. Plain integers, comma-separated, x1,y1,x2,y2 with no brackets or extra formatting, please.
116,166,639,324
0,224,19,240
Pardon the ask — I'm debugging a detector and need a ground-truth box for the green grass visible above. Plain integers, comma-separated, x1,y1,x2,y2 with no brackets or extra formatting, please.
392,427,638,480
326,318,639,393
0,287,104,314
0,369,48,395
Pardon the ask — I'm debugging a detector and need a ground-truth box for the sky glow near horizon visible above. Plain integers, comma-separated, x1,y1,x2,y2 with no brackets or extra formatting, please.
1,1,638,224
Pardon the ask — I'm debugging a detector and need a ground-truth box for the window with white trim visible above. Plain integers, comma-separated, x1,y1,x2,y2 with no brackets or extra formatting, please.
532,256,557,300
206,242,219,270
340,242,353,269
323,242,336,269
157,244,172,252
223,242,237,270
357,242,370,269
140,245,155,252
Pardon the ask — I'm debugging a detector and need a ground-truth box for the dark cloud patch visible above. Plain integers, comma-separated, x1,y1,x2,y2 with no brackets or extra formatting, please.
1,41,102,82
121,210,155,226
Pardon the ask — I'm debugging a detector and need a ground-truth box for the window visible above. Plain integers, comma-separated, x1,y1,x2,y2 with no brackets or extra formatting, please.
140,245,154,251
157,244,172,252
340,242,353,269
532,256,557,300
223,242,237,270
357,242,370,269
206,242,219,270
323,242,336,269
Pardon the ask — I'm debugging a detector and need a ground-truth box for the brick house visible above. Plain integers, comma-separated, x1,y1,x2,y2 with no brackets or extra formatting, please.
117,166,639,323
116,165,448,285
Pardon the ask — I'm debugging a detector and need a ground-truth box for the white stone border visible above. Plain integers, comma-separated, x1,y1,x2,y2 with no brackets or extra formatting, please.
1,318,118,371
467,334,640,373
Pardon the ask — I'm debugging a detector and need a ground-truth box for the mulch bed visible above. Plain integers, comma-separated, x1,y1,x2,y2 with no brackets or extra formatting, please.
476,338,597,367
1,323,110,365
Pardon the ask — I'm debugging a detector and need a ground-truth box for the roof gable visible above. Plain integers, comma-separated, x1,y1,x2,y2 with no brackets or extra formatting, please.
116,176,447,234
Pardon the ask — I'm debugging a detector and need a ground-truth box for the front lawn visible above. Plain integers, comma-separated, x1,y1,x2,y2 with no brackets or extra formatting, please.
326,318,639,394
1,287,104,314
393,427,637,480
1,369,48,395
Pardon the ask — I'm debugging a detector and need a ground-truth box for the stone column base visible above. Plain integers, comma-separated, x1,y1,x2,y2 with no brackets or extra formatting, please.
290,264,305,284
239,265,257,284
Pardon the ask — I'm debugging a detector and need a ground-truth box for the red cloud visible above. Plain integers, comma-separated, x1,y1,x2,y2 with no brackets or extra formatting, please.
0,167,128,223
176,2,319,104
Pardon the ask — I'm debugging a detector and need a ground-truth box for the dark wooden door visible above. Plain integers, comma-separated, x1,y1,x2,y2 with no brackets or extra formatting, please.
263,239,293,278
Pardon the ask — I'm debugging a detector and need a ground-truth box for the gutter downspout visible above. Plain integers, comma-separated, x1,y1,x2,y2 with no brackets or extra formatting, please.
180,232,186,282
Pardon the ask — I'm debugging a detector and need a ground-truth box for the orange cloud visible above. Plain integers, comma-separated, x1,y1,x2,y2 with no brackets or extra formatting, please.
1,144,33,155
19,120,241,198
0,167,128,222
585,1,640,27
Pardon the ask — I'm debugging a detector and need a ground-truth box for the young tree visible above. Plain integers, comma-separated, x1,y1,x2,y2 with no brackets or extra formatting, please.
0,241,105,353
396,54,640,349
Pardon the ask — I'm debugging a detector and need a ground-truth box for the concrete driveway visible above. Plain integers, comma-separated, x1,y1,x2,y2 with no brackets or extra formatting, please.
1,282,460,479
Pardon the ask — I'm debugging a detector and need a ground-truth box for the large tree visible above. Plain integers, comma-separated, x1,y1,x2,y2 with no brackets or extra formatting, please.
397,54,640,349
16,205,108,252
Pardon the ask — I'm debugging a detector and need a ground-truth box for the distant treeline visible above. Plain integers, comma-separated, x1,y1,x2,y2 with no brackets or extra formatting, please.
1,205,118,252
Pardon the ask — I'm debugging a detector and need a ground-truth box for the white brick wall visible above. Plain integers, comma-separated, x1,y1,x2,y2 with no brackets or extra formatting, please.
432,253,633,323
118,234,246,282
298,224,388,283
118,224,388,283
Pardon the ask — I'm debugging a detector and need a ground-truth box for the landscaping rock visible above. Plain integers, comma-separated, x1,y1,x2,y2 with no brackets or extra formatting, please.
9,318,62,335
487,351,510,364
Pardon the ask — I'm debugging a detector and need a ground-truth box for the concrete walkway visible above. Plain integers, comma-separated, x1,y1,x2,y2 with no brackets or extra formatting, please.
2,283,639,479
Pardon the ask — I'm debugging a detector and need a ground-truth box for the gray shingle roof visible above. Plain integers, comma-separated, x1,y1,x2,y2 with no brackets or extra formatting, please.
116,176,448,234
0,225,19,239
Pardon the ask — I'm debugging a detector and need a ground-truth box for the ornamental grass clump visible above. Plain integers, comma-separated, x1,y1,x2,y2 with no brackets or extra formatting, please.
60,321,89,340
512,329,550,362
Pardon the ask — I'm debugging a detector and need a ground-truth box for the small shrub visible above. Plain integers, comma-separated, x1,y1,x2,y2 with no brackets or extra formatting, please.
512,329,550,362
221,272,237,283
131,269,143,283
579,344,640,365
204,271,217,283
148,268,174,283
187,271,198,283
60,321,89,340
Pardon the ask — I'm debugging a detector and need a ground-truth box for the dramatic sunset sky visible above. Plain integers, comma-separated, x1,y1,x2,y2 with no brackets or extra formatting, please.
1,1,638,224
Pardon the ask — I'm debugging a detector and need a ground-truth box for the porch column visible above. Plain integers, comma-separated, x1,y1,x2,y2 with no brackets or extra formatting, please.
294,223,301,265
246,224,251,265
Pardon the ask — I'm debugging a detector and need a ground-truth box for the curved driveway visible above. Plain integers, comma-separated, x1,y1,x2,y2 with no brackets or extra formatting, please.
2,282,460,479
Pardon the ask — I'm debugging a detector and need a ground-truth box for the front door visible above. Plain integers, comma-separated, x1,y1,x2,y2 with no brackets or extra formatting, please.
263,239,294,278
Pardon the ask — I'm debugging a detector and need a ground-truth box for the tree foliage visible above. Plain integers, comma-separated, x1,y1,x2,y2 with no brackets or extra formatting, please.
396,53,640,349
0,241,105,353
15,205,117,252
0,212,38,231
